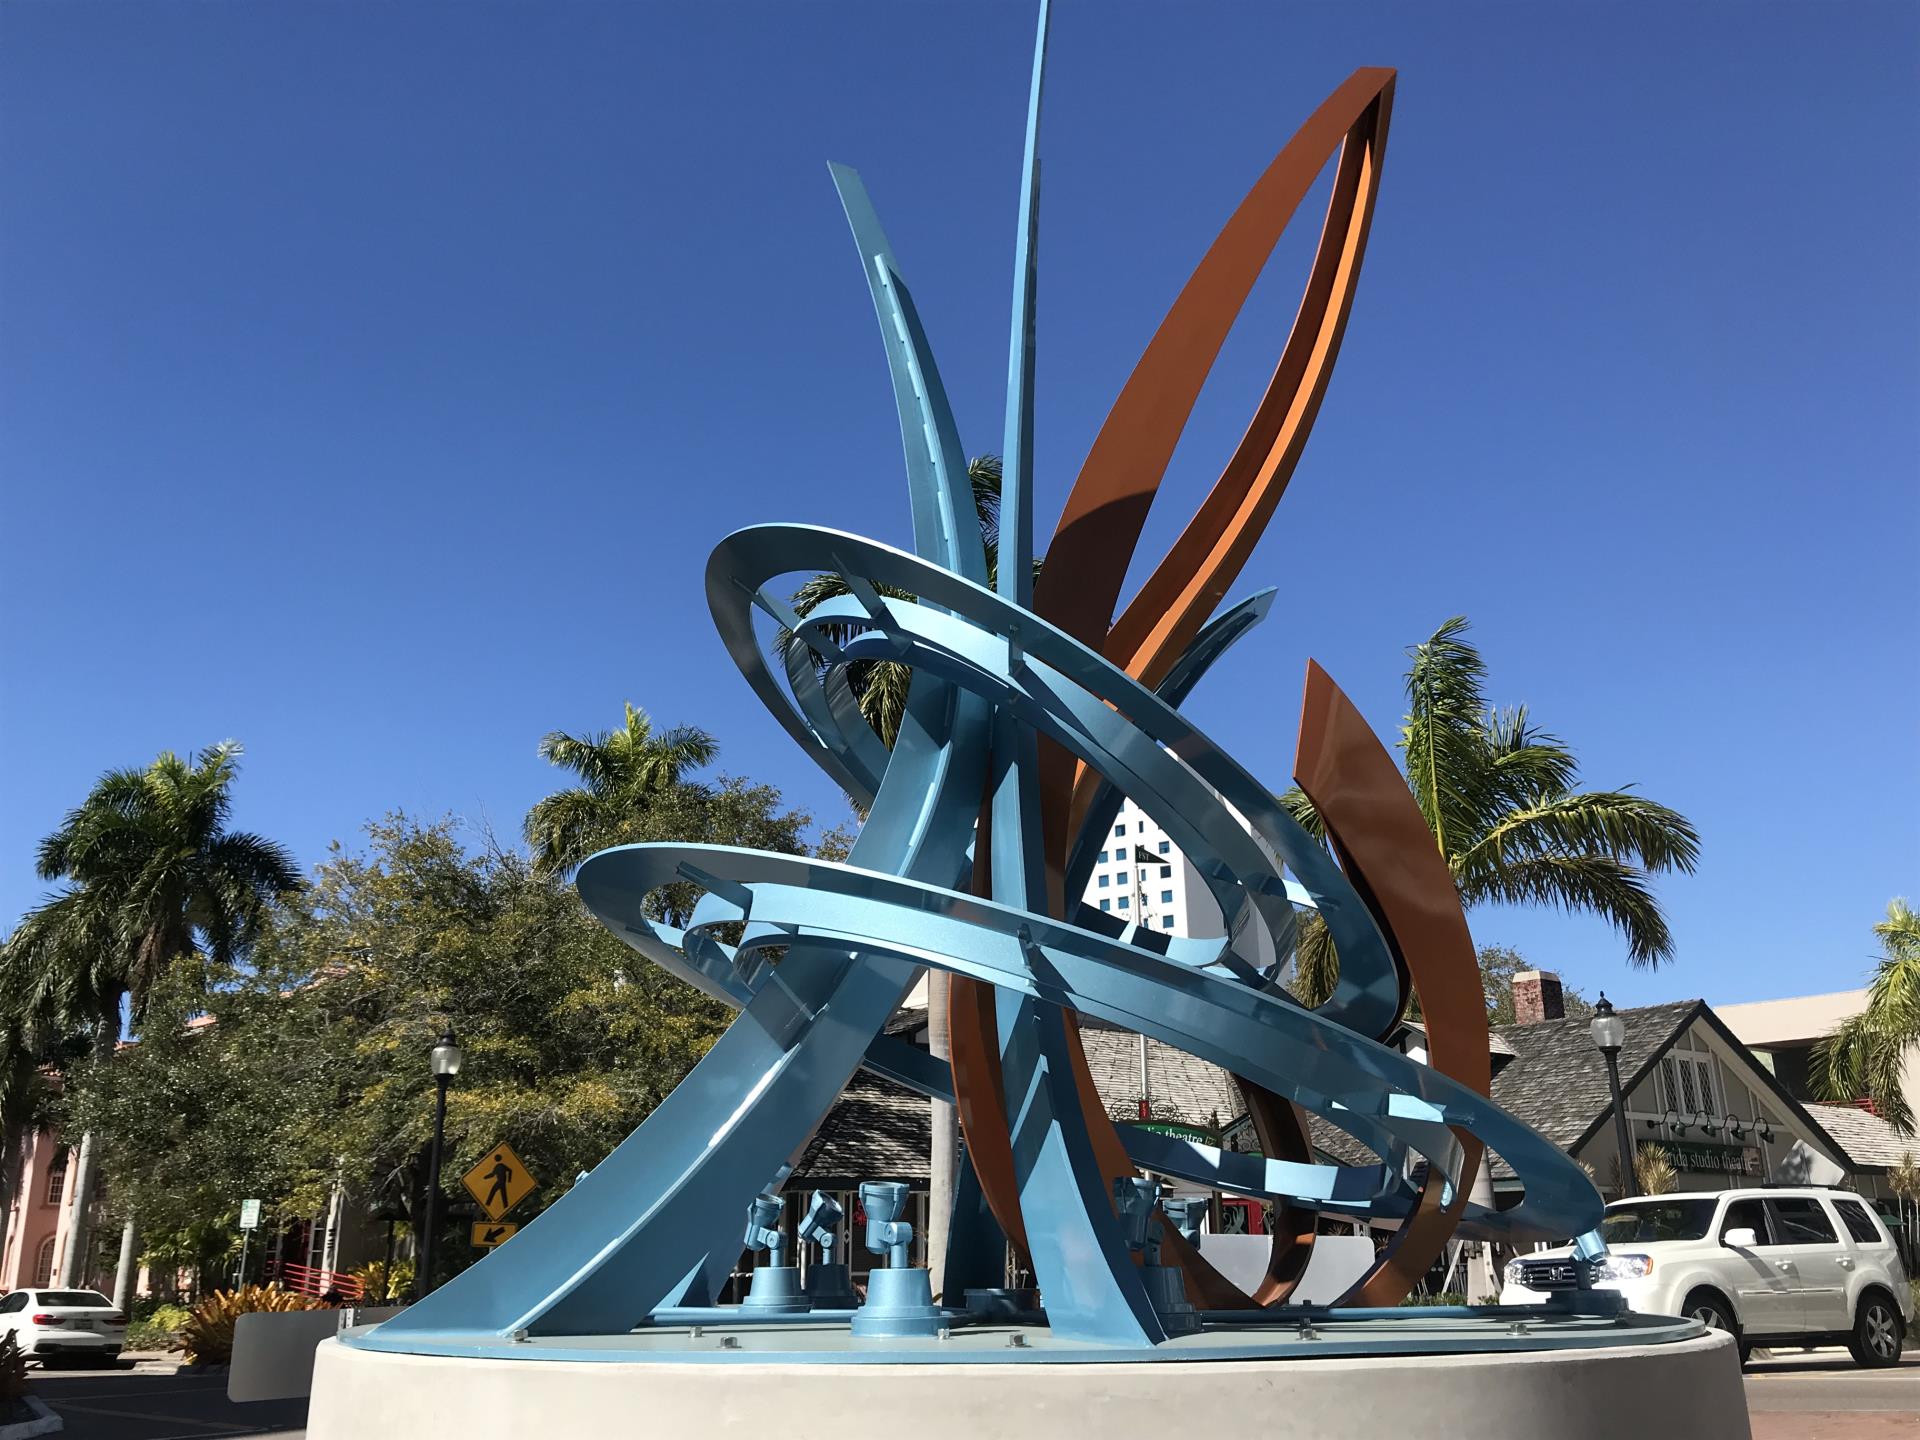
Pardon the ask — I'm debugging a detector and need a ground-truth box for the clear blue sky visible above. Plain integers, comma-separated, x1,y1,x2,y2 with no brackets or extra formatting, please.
2,2,1914,1012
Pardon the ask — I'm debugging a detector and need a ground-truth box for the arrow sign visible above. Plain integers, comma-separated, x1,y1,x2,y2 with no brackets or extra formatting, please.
460,1142,538,1221
471,1221,519,1248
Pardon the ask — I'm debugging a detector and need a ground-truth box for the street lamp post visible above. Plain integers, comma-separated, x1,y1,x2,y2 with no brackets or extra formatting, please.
1130,846,1161,1119
1590,995,1635,1199
416,1027,464,1299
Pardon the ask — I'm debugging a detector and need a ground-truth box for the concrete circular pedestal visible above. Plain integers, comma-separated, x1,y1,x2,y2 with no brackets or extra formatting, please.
310,1329,1749,1439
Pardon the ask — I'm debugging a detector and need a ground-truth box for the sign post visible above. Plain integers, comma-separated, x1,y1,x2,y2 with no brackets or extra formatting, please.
237,1198,262,1286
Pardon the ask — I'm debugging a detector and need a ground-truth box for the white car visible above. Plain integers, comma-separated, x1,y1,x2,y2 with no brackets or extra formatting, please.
0,1288,127,1365
1500,1187,1912,1367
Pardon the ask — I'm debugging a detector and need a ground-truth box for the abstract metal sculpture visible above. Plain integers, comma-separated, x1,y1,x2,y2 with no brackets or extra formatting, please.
359,3,1628,1359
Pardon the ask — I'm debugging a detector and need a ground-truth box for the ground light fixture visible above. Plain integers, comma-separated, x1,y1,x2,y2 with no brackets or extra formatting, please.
417,1027,464,1299
1590,994,1636,1199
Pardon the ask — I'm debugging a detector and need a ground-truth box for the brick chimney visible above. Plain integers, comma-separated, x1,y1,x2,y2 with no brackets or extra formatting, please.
1512,970,1565,1025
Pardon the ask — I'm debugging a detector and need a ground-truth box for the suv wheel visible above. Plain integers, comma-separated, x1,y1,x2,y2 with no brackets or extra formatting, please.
1849,1294,1903,1368
1684,1293,1749,1365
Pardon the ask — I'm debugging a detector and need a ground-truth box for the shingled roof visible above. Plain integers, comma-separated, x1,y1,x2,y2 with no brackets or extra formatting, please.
800,998,1843,1193
793,1070,930,1187
1075,1016,1245,1130
1488,999,1701,1151
1807,1104,1917,1171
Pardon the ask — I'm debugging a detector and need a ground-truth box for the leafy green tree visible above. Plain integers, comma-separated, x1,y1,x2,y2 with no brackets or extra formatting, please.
524,705,719,878
1285,619,1699,1007
76,814,753,1294
1813,899,1920,1130
3,743,300,1289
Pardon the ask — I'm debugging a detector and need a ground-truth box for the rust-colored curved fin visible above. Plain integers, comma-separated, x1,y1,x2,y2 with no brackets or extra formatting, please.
1293,660,1489,1306
948,68,1401,1313
1243,1085,1318,1304
1032,66,1395,661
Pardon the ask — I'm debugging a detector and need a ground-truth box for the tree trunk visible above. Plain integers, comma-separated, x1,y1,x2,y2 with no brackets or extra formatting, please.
925,970,957,1299
112,1218,139,1311
1463,1155,1500,1303
56,1025,117,1290
56,1127,97,1287
0,1132,22,1272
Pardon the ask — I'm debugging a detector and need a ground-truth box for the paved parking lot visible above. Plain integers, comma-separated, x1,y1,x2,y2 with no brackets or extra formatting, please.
29,1363,304,1439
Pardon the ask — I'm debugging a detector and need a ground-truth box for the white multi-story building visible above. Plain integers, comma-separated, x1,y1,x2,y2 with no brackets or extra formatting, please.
1080,797,1278,972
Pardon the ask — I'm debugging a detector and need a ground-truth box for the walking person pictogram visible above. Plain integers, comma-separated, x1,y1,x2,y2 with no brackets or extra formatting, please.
483,1153,514,1213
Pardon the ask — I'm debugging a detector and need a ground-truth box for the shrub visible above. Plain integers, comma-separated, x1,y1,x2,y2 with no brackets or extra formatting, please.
126,1302,194,1352
0,1333,26,1405
180,1285,320,1366
349,1259,414,1304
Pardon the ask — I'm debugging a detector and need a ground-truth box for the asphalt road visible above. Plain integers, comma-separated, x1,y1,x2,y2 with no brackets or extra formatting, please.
22,1348,1920,1439
1743,1347,1920,1438
29,1362,305,1439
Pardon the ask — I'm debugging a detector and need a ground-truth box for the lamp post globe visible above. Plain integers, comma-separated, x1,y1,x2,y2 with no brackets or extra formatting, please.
417,1027,462,1299
1590,995,1636,1199
432,1031,465,1079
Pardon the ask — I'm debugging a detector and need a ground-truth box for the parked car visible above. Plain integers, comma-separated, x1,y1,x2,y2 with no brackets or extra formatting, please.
0,1288,127,1365
1500,1187,1911,1367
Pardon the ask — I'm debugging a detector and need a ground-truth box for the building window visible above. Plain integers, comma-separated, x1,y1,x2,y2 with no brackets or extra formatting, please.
43,1152,68,1208
1097,849,1108,862
1160,865,1171,879
1118,896,1129,910
1677,1059,1699,1115
1097,874,1109,889
1113,824,1125,837
1161,916,1175,929
1158,841,1170,854
1099,899,1111,912
1137,822,1145,833
1658,1057,1680,1114
1693,1059,1717,1117
1160,890,1173,904
31,1237,55,1288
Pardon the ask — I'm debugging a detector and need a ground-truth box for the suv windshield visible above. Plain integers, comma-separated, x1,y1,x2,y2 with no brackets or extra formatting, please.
1599,1198,1718,1243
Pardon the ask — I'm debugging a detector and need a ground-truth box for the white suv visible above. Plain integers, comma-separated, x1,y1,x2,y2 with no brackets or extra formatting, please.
1500,1187,1911,1367
0,1288,127,1365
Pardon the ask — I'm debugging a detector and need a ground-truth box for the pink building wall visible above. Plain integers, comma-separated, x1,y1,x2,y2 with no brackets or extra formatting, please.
0,1127,83,1292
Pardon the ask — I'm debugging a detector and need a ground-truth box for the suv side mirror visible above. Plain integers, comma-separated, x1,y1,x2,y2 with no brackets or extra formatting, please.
1723,1227,1758,1249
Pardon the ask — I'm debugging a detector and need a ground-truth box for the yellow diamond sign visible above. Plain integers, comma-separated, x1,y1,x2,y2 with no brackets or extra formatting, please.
461,1142,537,1221
471,1221,519,1248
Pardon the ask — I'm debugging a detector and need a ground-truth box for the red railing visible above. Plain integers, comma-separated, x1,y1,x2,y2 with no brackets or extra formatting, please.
266,1260,363,1301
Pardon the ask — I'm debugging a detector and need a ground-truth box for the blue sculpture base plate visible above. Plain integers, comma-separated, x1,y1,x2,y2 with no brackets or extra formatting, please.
741,1265,809,1313
345,1304,1705,1366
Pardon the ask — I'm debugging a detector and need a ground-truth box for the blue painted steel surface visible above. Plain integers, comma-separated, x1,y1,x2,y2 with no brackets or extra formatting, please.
356,3,1620,1361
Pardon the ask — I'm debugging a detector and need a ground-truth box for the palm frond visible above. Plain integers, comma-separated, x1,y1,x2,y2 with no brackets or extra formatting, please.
1399,617,1497,860
1465,853,1675,966
1287,911,1340,1008
1277,785,1329,848
1456,792,1701,893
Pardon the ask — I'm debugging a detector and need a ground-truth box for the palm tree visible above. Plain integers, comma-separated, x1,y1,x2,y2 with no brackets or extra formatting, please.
524,704,719,878
3,742,301,1291
774,455,1007,750
1285,617,1700,1006
1812,900,1920,1130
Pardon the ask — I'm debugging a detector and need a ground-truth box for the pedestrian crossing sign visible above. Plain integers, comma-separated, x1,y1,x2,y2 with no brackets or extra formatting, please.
461,1141,537,1221
471,1221,519,1248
